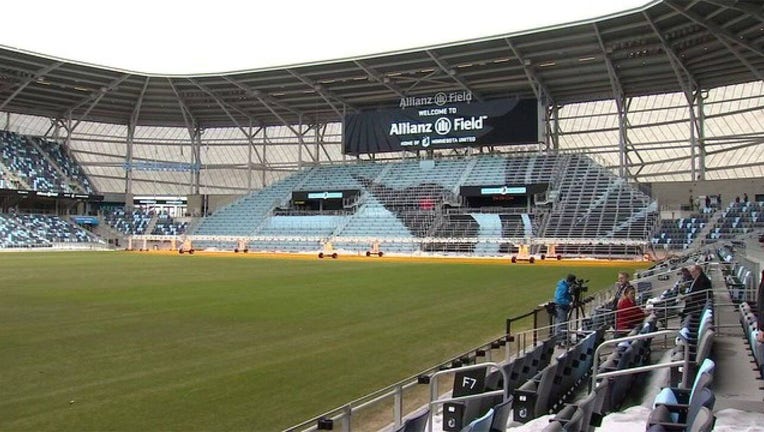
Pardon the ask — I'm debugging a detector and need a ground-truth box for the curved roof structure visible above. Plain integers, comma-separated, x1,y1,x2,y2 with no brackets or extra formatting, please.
0,0,761,129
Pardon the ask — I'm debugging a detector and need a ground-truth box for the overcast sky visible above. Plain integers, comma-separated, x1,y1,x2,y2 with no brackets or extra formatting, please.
0,0,651,75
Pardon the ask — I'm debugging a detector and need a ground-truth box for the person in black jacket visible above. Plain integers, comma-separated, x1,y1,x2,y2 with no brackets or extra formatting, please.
683,264,712,316
757,270,764,343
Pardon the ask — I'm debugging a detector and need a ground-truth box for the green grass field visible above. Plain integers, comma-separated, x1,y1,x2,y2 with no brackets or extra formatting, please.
0,252,646,431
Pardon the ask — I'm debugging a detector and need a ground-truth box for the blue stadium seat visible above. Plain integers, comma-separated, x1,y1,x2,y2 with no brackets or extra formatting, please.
460,408,493,432
647,358,715,430
489,398,512,432
392,408,429,432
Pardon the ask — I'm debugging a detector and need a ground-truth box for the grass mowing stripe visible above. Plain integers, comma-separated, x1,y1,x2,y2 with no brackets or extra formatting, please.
0,252,646,430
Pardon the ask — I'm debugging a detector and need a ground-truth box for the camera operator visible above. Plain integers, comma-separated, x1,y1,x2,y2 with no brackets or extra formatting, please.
553,274,576,347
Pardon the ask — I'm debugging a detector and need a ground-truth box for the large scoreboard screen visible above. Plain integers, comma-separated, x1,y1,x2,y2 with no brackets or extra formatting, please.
343,92,538,155
460,184,547,208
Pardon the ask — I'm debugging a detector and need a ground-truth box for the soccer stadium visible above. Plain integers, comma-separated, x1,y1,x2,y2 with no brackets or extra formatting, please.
0,0,763,431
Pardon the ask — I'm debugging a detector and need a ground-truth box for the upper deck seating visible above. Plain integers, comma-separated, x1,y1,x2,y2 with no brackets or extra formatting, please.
192,170,309,240
34,137,95,194
191,154,658,254
705,201,764,242
651,215,709,250
543,154,657,241
151,212,189,235
0,131,63,192
0,131,94,194
103,207,151,235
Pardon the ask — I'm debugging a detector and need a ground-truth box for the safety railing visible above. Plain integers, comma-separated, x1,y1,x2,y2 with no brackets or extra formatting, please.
590,329,690,390
283,333,514,432
427,363,508,432
284,285,657,432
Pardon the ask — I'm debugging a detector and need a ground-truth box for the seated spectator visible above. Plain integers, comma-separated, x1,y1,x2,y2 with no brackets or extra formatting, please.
616,286,645,335
612,271,634,310
757,270,764,343
677,267,693,290
682,264,712,317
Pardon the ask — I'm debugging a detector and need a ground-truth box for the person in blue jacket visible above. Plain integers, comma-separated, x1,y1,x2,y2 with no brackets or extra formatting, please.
554,274,576,346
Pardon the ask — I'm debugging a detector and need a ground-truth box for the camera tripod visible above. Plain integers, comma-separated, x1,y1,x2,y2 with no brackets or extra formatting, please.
558,296,588,346
567,278,590,323
567,298,587,322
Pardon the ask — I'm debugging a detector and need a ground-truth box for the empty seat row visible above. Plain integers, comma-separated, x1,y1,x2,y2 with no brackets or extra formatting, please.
667,302,715,388
542,380,609,432
723,261,754,302
513,330,603,423
644,295,717,431
646,358,716,432
738,302,764,379
442,339,555,431
597,319,658,412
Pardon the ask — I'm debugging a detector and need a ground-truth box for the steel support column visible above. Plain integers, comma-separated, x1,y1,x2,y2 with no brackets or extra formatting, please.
191,127,202,195
696,90,707,180
125,120,135,202
506,40,554,151
262,127,268,188
594,23,629,179
247,124,253,192
549,105,561,153
167,79,202,195
644,12,701,181
125,77,149,203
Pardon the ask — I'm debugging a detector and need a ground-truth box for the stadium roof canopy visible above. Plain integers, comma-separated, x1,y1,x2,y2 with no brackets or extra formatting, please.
0,0,761,130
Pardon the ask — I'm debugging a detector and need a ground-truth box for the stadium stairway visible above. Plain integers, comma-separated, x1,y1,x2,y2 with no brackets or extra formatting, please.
27,137,79,193
692,210,721,248
145,214,159,236
472,213,502,255
0,152,29,190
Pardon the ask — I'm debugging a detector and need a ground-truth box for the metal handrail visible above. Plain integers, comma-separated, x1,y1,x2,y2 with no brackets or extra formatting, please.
427,362,508,432
590,329,690,391
283,283,690,432
282,332,512,432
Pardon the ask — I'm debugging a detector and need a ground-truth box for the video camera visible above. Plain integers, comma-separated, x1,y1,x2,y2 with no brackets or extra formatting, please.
569,278,590,303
